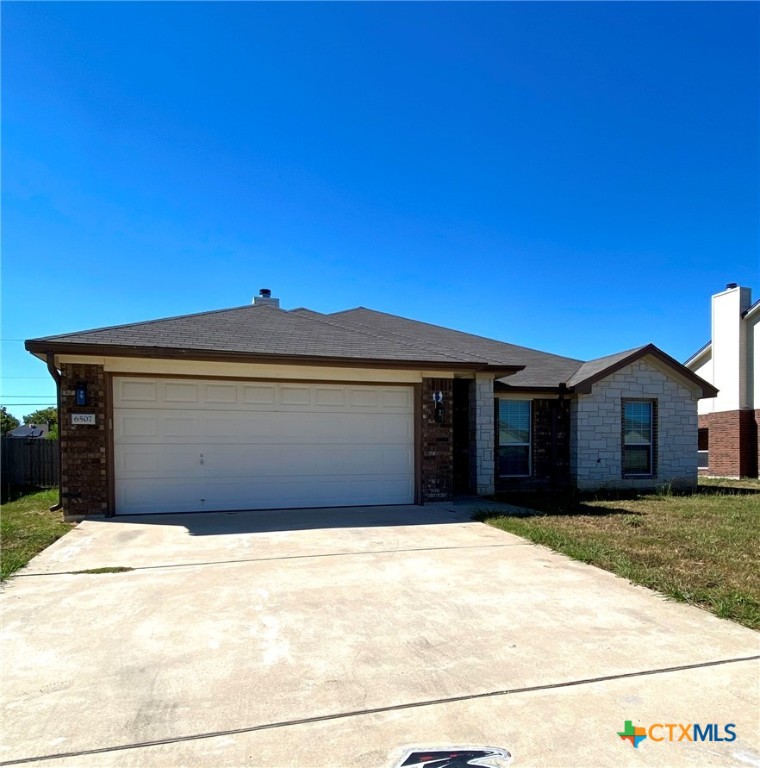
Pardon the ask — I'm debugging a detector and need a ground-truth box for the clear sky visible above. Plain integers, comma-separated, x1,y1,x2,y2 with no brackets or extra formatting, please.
2,2,758,420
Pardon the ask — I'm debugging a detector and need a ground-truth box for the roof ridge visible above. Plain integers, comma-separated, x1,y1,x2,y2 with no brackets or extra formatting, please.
286,305,487,365
333,307,583,365
31,302,274,342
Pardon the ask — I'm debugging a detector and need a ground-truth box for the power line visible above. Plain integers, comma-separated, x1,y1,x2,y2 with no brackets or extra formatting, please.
1,405,56,408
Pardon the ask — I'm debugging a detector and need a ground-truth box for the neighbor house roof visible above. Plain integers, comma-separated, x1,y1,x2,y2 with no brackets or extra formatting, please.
25,302,716,395
684,340,712,368
7,424,49,439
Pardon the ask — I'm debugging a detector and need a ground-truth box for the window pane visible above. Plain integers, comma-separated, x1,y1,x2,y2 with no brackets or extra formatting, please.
623,446,651,474
499,400,530,445
499,445,530,476
624,401,652,445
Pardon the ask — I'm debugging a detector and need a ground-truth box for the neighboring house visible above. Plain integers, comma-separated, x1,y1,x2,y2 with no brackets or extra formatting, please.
7,424,49,439
25,290,715,519
685,283,760,478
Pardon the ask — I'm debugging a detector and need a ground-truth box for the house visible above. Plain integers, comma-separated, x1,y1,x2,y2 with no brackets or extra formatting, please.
684,283,760,478
7,424,49,439
25,290,716,519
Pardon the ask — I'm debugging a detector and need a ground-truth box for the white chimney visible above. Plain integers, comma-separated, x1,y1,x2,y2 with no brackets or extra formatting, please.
711,283,752,411
252,288,280,308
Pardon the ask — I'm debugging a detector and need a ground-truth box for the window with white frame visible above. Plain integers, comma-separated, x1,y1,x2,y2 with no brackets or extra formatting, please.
498,400,531,476
622,399,656,476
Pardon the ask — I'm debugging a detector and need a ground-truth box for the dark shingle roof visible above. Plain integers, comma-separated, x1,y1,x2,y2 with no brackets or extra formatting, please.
566,346,648,388
26,304,510,367
330,308,583,387
26,301,714,394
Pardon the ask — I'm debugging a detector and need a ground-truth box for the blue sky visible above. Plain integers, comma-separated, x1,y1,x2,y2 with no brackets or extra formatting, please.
2,2,758,420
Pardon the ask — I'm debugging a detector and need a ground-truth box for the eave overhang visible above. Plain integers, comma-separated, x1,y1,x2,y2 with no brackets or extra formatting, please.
25,339,525,377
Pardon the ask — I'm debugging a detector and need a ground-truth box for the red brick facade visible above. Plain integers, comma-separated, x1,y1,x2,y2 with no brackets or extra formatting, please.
59,364,108,518
698,409,759,478
420,378,454,502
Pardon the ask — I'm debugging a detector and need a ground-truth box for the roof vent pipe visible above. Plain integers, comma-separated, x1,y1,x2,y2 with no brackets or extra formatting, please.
253,288,280,308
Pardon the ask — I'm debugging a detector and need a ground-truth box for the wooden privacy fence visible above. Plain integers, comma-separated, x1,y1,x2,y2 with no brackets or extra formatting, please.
1,438,59,487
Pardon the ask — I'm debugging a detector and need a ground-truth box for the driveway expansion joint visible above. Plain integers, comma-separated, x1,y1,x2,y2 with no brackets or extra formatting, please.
13,543,528,578
3,655,757,767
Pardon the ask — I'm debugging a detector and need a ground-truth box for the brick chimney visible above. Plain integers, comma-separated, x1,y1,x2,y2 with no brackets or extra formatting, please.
252,288,280,308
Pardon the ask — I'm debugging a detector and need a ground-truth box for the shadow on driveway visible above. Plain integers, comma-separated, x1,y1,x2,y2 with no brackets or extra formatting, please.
99,503,474,536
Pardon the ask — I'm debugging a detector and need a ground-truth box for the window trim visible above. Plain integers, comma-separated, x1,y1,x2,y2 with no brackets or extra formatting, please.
622,398,657,478
498,399,532,478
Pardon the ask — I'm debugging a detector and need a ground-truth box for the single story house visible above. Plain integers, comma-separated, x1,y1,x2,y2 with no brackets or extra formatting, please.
685,283,759,478
26,290,716,519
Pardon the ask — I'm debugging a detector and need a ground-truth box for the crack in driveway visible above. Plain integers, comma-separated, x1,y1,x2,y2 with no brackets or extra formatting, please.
13,542,528,578
2,655,758,766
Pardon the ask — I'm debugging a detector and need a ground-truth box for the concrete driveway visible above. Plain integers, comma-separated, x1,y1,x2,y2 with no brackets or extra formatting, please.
1,502,758,767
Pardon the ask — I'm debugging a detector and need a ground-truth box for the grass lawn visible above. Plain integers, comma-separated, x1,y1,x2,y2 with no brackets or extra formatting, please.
1,489,74,580
478,479,760,630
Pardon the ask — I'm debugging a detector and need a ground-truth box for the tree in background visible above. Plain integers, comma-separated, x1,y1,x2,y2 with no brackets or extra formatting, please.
22,406,58,435
1,406,21,435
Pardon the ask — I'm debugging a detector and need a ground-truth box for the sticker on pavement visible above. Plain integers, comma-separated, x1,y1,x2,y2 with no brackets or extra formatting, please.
390,745,512,767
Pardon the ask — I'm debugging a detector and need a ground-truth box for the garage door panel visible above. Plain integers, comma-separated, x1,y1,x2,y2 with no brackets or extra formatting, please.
163,382,200,403
382,388,413,408
198,444,409,478
117,379,158,403
164,415,199,438
113,378,415,514
116,445,201,478
117,478,206,515
242,385,276,405
380,413,414,441
117,414,159,439
315,388,345,406
201,475,414,510
203,383,238,404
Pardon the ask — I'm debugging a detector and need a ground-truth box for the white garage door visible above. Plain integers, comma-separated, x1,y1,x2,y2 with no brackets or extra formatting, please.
113,377,415,515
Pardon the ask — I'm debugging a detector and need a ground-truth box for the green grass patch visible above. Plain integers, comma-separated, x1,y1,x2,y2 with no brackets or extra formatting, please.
72,566,134,574
478,480,760,630
1,490,74,580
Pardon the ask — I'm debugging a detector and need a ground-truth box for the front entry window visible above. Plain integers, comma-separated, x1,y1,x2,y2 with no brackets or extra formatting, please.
498,400,531,476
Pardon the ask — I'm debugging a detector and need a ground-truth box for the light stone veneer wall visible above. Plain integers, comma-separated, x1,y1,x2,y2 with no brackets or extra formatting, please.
570,358,700,490
472,374,495,495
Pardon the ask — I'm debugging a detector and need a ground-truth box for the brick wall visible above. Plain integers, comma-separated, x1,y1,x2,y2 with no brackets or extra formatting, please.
699,409,758,478
570,359,699,491
532,398,571,481
421,378,454,502
59,364,108,518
